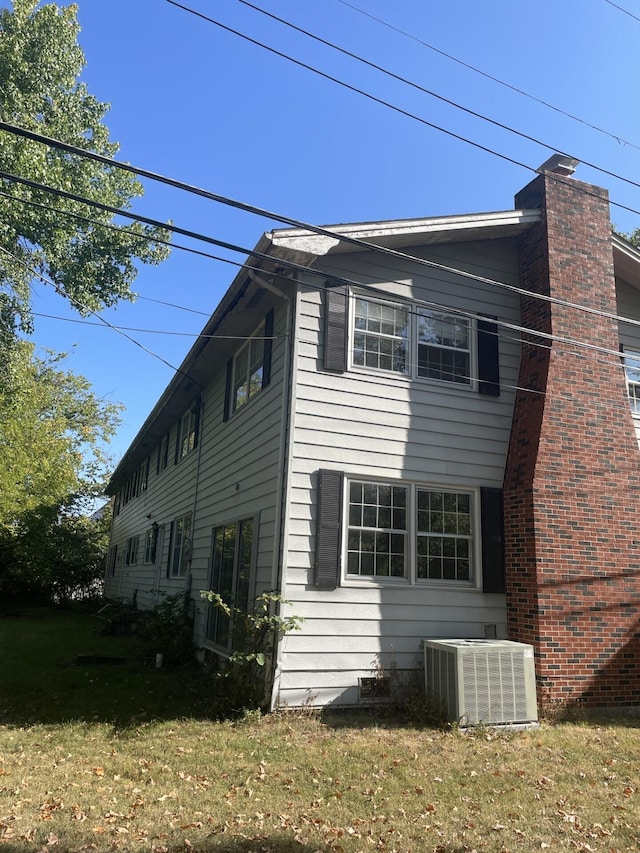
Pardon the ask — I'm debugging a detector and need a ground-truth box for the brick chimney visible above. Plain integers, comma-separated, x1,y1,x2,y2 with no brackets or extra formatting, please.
504,162,640,708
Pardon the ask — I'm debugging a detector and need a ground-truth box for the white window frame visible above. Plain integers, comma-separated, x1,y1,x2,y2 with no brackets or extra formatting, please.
350,293,476,388
232,324,265,413
176,407,198,460
352,296,409,374
416,309,472,386
169,512,192,578
624,349,640,416
343,477,479,588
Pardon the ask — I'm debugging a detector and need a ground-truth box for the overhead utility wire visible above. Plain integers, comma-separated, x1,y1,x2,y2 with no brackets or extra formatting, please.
336,0,640,152
8,175,633,387
5,172,631,376
6,175,632,388
0,244,197,381
168,0,640,199
603,0,640,23
229,0,640,194
5,159,640,340
4,124,640,357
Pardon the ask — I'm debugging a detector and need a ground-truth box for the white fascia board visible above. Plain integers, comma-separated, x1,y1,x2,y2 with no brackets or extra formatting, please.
268,209,541,259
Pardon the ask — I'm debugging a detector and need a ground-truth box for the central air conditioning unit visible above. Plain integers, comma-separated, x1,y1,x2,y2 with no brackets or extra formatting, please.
423,639,538,727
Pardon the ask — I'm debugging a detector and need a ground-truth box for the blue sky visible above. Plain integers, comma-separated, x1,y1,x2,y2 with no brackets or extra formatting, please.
27,0,640,465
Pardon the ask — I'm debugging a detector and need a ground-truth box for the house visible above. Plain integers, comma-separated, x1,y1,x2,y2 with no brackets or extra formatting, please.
105,157,640,711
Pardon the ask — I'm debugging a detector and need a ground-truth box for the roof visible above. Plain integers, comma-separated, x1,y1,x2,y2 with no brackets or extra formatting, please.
107,209,640,492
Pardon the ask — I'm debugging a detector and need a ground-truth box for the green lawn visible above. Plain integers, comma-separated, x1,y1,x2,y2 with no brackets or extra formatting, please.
0,606,214,726
1,608,640,853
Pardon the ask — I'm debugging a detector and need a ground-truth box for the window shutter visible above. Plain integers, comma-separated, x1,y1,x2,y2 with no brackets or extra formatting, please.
323,285,348,372
223,357,233,422
481,486,505,593
477,316,500,396
315,469,343,588
262,308,274,389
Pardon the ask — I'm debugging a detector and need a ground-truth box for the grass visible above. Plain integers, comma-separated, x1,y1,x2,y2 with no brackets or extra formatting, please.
1,608,640,852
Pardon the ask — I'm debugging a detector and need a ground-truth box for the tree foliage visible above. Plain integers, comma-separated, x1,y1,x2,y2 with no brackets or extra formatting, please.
0,0,170,365
0,341,120,604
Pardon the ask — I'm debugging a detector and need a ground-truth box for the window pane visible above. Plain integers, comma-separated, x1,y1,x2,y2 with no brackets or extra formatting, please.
417,311,471,384
352,298,407,374
347,480,407,578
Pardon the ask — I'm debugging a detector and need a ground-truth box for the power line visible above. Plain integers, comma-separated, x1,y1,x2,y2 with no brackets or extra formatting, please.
6,163,640,341
0,244,198,383
166,0,640,198
603,0,640,23
335,0,640,152
228,0,640,195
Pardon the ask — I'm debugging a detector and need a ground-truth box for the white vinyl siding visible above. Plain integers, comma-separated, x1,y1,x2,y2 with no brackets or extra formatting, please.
278,238,521,707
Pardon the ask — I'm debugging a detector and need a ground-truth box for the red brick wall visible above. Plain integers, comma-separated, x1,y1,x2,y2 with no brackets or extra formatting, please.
504,171,640,707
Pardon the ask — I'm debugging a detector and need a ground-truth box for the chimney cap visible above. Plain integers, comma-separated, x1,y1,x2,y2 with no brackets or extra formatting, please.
537,154,580,177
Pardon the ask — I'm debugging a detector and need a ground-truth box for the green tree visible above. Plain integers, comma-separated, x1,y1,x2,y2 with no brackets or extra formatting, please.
0,341,120,604
0,0,169,365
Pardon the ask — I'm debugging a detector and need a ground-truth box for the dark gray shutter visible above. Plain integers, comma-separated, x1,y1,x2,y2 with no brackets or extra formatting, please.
315,469,343,588
324,285,348,372
477,316,500,396
262,308,274,388
481,487,505,593
223,358,233,422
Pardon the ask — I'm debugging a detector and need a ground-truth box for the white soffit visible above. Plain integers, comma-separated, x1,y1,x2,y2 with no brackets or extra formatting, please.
268,209,542,258
612,233,640,290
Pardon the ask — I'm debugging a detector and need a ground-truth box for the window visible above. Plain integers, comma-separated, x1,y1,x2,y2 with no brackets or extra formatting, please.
345,479,475,585
206,518,254,651
138,458,149,494
125,535,138,566
416,489,472,581
168,513,192,577
106,544,118,577
353,297,408,373
417,310,471,385
347,482,407,578
233,328,265,412
176,402,199,461
157,432,169,474
338,292,500,393
224,309,274,420
625,350,640,414
144,524,159,564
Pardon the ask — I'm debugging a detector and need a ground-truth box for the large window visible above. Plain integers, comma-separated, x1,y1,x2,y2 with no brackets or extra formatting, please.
206,518,254,651
625,350,640,414
169,513,192,577
233,328,265,413
346,479,475,585
352,296,472,385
